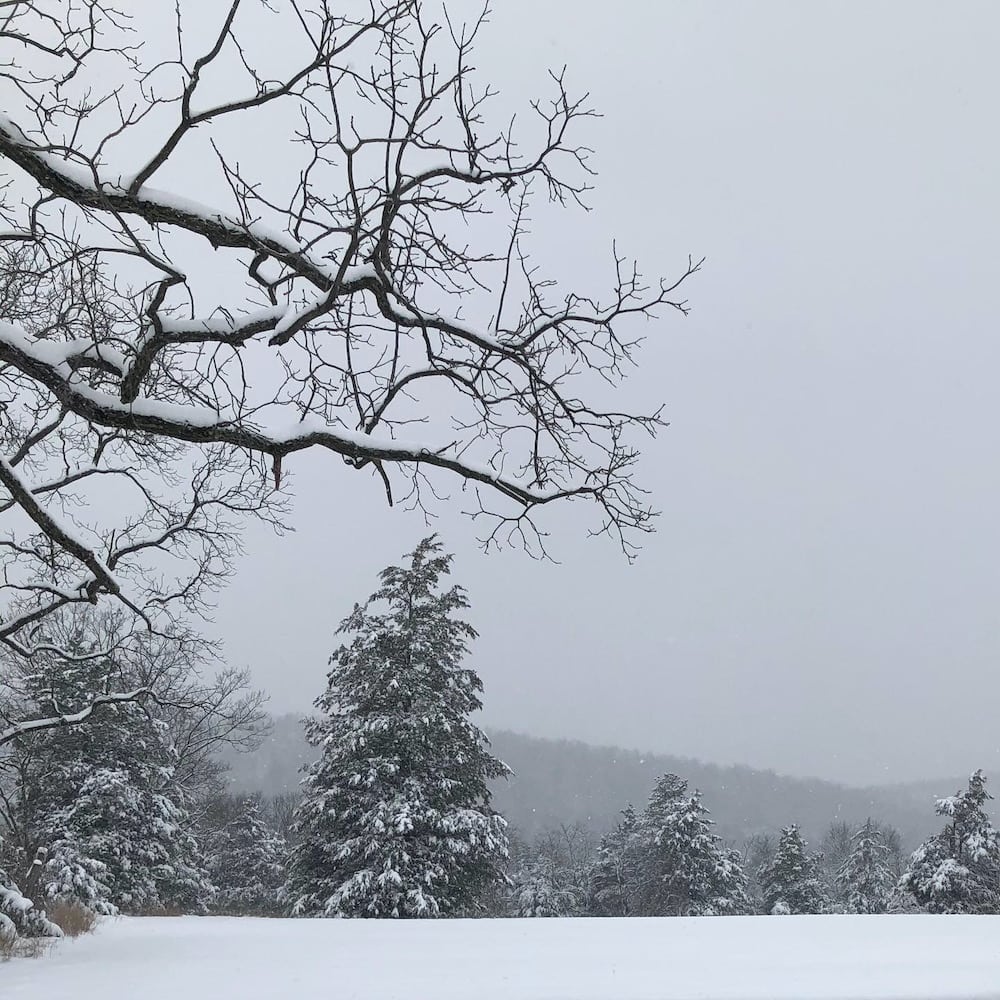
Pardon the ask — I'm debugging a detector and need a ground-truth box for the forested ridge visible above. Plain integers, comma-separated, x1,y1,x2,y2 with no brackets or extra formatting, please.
224,716,980,848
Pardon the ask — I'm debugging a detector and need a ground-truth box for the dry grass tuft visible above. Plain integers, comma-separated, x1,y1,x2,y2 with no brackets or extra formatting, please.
47,899,99,938
0,933,53,961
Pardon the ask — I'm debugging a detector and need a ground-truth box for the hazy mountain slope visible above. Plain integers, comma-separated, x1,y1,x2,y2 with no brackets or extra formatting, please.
481,731,947,847
223,715,979,848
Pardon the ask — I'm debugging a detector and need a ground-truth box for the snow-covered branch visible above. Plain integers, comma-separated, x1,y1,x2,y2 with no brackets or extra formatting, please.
0,0,698,563
0,245,285,661
0,687,154,748
0,455,121,601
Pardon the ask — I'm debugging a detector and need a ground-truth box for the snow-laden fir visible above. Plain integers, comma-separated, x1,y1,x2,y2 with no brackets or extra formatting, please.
837,818,894,914
631,773,750,916
4,652,211,917
759,824,829,915
284,537,509,917
901,769,1000,914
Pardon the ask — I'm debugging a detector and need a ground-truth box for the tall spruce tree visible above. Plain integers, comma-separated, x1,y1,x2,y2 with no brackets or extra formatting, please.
838,818,893,914
900,769,1000,914
760,825,829,915
632,774,750,917
285,537,509,918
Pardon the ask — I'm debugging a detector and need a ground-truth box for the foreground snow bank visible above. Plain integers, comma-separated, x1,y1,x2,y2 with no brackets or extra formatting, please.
4,914,1000,1000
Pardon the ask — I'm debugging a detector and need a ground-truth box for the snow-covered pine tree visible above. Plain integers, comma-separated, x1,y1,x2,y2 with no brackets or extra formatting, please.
511,858,579,917
0,851,61,941
632,774,750,917
208,798,287,915
40,840,116,917
589,805,642,916
838,818,893,914
760,825,829,915
43,764,212,915
7,655,212,915
900,769,1000,914
285,537,509,918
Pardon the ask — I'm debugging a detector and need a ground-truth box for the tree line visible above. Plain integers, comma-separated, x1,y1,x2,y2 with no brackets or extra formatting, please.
4,539,1000,939
224,719,945,849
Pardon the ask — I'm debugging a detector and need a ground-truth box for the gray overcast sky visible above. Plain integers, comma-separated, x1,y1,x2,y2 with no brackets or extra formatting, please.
212,1,1000,786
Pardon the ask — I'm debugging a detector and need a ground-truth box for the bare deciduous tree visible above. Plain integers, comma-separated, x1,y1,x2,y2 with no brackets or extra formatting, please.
0,0,698,571
0,240,283,732
0,1,698,753
265,792,300,845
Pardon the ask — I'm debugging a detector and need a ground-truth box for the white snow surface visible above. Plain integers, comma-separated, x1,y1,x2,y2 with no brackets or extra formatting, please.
4,915,1000,1000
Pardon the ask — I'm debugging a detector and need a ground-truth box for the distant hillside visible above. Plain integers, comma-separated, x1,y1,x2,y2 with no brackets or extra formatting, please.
222,715,984,849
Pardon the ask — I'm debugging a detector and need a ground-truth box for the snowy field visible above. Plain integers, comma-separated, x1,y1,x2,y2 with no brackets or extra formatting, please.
4,916,1000,1000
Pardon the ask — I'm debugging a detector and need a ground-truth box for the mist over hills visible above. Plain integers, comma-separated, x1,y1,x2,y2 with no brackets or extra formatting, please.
223,714,988,849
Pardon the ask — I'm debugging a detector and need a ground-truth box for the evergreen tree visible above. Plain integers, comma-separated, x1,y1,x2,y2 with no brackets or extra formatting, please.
43,764,211,914
285,537,509,918
633,774,750,917
511,858,580,917
8,655,212,914
589,805,642,916
838,818,893,914
42,839,117,917
760,825,829,914
208,798,287,915
900,769,1000,914
0,851,61,940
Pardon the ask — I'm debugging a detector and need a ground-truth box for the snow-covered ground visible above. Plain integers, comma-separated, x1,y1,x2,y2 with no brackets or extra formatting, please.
4,915,1000,1000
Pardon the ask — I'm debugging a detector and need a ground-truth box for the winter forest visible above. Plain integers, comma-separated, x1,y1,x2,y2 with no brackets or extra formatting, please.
5,532,1000,929
3,1,1000,998
4,535,1000,951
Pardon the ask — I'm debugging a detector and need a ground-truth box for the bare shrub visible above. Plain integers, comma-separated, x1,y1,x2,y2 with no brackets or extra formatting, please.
47,899,98,938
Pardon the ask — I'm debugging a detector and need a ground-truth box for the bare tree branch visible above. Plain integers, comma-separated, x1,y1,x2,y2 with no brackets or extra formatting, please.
0,0,697,570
